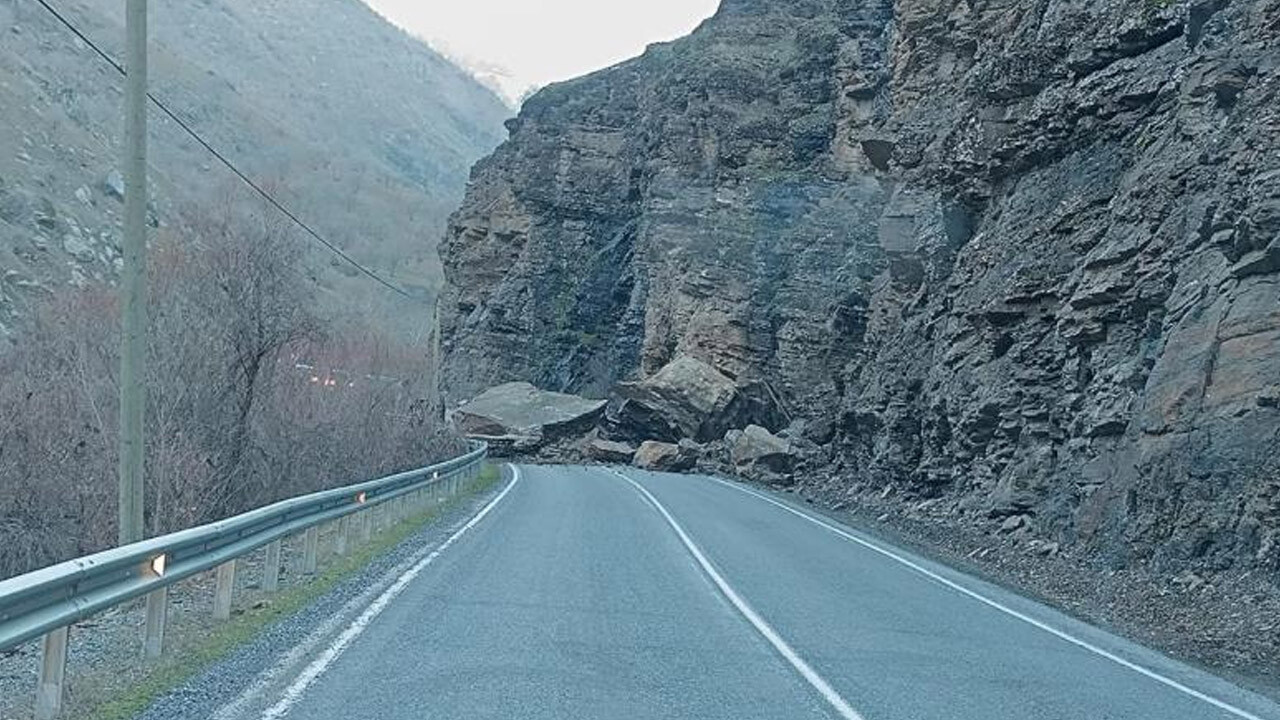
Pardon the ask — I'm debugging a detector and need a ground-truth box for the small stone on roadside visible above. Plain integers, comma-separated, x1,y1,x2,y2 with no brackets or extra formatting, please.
999,514,1027,534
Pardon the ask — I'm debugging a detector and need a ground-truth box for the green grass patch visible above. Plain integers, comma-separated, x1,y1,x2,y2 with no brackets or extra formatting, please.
83,464,502,720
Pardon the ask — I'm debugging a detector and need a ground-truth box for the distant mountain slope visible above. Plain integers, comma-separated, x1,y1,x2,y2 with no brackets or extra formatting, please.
0,0,510,337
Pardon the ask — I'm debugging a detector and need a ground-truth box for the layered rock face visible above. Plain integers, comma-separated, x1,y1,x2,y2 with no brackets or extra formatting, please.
439,0,1280,576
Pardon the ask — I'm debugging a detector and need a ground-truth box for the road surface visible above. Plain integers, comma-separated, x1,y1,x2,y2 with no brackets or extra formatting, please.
238,464,1280,720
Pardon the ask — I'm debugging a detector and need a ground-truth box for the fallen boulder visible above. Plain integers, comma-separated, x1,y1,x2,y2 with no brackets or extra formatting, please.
452,382,606,448
633,440,696,472
612,355,786,443
584,434,637,464
729,425,797,483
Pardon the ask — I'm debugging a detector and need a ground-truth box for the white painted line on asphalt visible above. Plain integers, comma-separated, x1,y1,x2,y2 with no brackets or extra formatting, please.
256,466,522,720
708,476,1269,720
212,566,406,720
216,467,516,720
613,469,867,720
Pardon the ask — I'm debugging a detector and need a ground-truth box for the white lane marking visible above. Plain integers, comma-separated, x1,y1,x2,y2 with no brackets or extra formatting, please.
213,568,404,720
613,469,866,720
257,466,521,720
707,476,1269,720
215,470,516,719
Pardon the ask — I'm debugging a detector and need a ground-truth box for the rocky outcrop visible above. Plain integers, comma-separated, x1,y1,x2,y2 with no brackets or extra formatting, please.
439,0,1280,579
452,382,606,445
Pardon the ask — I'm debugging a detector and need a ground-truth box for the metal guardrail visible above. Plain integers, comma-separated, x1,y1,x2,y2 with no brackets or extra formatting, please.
0,442,487,718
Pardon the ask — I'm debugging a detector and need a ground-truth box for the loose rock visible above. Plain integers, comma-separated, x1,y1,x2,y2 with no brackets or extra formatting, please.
451,382,606,448
633,440,695,472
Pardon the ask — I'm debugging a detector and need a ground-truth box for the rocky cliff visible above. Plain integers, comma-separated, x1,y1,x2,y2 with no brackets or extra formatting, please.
439,0,1280,579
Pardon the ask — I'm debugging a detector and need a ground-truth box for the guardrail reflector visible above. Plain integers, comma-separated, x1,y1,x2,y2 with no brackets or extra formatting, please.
149,554,167,577
355,491,367,504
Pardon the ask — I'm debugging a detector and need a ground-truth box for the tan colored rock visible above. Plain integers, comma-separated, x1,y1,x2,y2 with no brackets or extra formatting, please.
585,435,636,464
633,440,696,472
613,355,785,443
729,425,796,483
616,356,738,440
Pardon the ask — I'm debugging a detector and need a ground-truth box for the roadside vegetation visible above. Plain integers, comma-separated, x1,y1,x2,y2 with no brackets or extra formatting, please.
0,195,462,580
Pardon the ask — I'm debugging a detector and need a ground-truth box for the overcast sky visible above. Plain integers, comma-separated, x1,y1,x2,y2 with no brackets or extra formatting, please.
362,0,720,104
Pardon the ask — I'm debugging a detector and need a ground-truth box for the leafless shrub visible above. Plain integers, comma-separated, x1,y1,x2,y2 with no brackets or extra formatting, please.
0,199,459,579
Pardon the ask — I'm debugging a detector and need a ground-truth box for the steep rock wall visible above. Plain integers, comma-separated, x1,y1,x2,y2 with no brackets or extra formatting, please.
439,0,1280,576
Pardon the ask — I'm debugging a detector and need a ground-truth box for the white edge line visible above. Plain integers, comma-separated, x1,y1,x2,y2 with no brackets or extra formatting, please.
214,563,409,720
215,466,515,719
706,475,1268,720
613,469,866,720
258,465,521,720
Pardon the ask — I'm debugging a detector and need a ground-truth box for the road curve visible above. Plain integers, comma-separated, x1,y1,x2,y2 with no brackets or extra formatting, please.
258,464,1280,720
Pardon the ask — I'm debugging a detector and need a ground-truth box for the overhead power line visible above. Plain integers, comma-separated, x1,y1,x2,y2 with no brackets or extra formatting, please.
31,0,419,300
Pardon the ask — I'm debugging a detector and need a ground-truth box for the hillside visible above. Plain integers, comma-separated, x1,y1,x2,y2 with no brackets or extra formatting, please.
437,0,1280,678
0,0,510,338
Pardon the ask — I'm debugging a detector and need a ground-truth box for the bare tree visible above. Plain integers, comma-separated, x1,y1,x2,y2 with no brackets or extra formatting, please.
0,193,460,580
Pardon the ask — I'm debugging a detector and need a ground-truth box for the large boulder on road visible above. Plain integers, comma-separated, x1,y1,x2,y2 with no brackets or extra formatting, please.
633,440,697,471
729,425,797,484
612,356,786,443
584,434,637,464
452,382,606,448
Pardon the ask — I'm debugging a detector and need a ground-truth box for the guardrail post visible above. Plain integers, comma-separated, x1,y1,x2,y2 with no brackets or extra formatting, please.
303,526,319,574
34,626,68,720
334,518,349,557
344,513,359,549
263,539,282,593
359,509,372,544
143,587,168,658
213,560,236,621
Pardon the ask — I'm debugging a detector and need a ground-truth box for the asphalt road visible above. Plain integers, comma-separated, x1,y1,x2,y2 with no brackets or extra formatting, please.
247,464,1280,720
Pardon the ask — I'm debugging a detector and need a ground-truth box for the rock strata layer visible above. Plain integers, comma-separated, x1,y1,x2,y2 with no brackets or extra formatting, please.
439,0,1280,578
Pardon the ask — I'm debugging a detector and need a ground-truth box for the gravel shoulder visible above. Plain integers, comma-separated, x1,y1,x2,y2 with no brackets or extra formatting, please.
0,467,505,720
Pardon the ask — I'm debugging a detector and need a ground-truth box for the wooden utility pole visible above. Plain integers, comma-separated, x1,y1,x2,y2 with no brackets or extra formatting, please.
119,0,148,546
